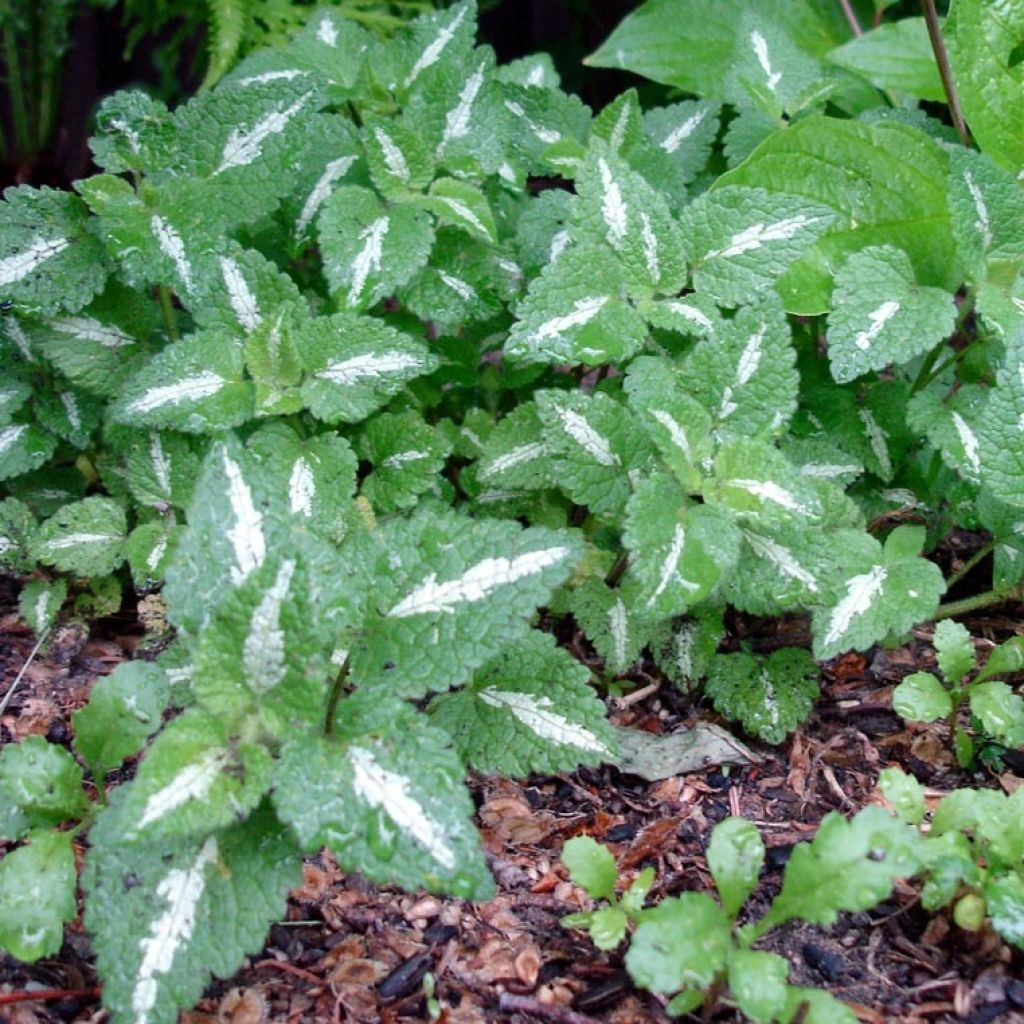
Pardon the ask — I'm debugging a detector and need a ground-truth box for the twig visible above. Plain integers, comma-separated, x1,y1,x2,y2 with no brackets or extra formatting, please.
920,0,971,147
838,0,863,36
253,959,324,986
0,986,101,1007
0,630,48,717
497,992,601,1024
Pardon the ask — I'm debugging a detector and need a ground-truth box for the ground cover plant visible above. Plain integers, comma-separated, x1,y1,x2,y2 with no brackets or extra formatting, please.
1,0,1023,1020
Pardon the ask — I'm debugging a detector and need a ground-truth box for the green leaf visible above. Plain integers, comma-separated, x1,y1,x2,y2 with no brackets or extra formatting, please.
969,681,1024,747
126,432,202,512
90,90,174,175
977,635,1024,683
984,873,1024,949
117,709,271,843
760,806,921,931
422,178,496,243
349,510,581,696
32,496,127,577
273,698,493,900
569,578,658,676
392,0,478,98
643,100,721,187
827,19,944,101
469,402,552,495
364,115,435,199
945,0,1024,173
728,949,789,1024
707,648,819,744
318,186,435,311
781,988,858,1024
0,736,89,833
586,906,629,951
0,497,38,571
428,630,616,775
0,422,58,483
85,799,300,1024
110,330,253,433
73,662,171,778
707,817,765,918
505,245,648,366
0,831,76,962
625,892,732,994
977,336,1024,508
0,186,108,315
826,246,956,383
878,767,927,826
562,835,618,901
649,608,724,688
716,116,956,314
933,619,975,683
683,187,836,307
18,577,67,635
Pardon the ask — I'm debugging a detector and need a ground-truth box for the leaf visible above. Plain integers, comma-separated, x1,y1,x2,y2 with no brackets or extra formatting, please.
584,906,630,951
469,402,552,495
976,635,1024,683
318,185,435,311
945,0,1024,173
0,186,108,315
728,949,789,1024
715,116,957,314
110,330,253,433
826,246,956,383
90,90,175,176
706,648,820,744
811,526,945,660
0,423,58,483
781,988,858,1024
392,0,478,97
428,630,616,775
18,577,67,635
117,709,272,843
85,799,300,1024
933,619,976,683
349,509,581,696
827,19,944,101
0,497,38,571
984,873,1024,949
273,696,493,900
625,892,732,994
569,578,658,676
421,178,496,243
707,817,765,918
0,736,89,834
562,836,618,901
0,832,76,962
969,682,1024,747
612,723,761,781
505,245,648,366
649,609,724,688
363,115,436,199
643,100,721,187
32,496,127,577
878,767,927,827
976,336,1024,508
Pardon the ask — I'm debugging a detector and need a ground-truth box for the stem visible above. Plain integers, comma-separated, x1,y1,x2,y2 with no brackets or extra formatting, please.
0,987,101,1008
157,285,179,341
921,0,971,148
910,341,948,394
0,12,31,161
605,553,628,588
323,657,350,736
945,540,995,590
838,0,863,36
934,586,1022,621
947,685,963,743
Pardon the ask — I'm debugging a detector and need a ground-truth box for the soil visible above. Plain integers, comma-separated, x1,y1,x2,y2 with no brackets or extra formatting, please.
1,571,1022,1024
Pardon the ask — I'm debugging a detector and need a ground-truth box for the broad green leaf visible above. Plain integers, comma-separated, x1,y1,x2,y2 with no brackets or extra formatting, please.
706,648,819,744
584,907,630,951
569,578,658,676
984,874,1024,949
591,90,646,158
73,662,170,778
244,303,306,415
514,189,574,277
827,19,944,101
649,608,724,688
89,90,174,175
0,831,76,962
826,246,956,383
892,672,951,723
535,389,652,518
0,736,89,833
273,696,493,900
421,178,496,243
126,521,178,587
0,186,108,315
0,497,37,571
643,100,721,187
969,681,1024,747
977,635,1024,683
110,330,253,433
945,0,1024,173
716,116,956,314
505,245,648,366
729,949,789,1024
933,619,975,683
683,187,835,307
117,709,271,843
363,116,435,199
906,382,986,484
18,577,67,635
811,526,945,659
878,767,926,826
32,496,127,576
562,835,617,901
0,375,30,423
501,83,592,174
469,402,552,495
0,422,57,483
428,630,616,774
782,988,858,1024
625,893,732,994
760,806,922,931
977,336,1024,507
297,312,437,425
707,817,765,918
392,0,478,98
85,799,300,1024
126,432,202,511
34,386,102,450
349,509,581,696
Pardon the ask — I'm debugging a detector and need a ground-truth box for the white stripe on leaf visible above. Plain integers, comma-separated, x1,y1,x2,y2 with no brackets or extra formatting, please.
347,216,389,306
440,63,486,151
50,316,135,347
823,565,886,648
219,257,261,332
124,371,226,415
315,350,422,385
223,450,266,585
598,158,628,249
478,688,609,754
215,94,310,175
373,126,411,183
296,155,357,237
479,442,546,480
854,300,899,351
403,5,469,88
242,559,296,693
136,750,231,830
0,236,70,287
707,215,818,260
534,296,609,343
751,30,781,94
555,407,620,466
150,216,194,294
288,457,315,516
660,109,708,154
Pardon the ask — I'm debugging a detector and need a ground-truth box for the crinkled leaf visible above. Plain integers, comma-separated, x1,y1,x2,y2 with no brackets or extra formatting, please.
90,89,175,175
428,630,615,775
126,432,202,511
18,577,67,635
878,767,926,826
0,736,89,834
501,83,592,174
422,178,496,243
933,619,975,683
984,874,1024,949
32,496,126,576
827,19,943,101
125,521,178,587
561,835,617,901
906,382,986,484
643,100,720,188
363,115,435,199
977,635,1024,683
707,817,765,919
649,608,724,689
34,386,102,449
977,336,1024,507
0,423,57,483
468,402,551,496
570,578,658,676
0,497,37,571
391,0,478,98
969,681,1024,747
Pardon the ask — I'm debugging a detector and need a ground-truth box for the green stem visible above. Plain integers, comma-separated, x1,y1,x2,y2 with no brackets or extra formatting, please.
1,13,31,161
934,586,1023,621
947,685,963,745
838,0,863,36
157,285,179,341
323,657,350,736
910,341,947,394
945,540,995,590
921,0,970,148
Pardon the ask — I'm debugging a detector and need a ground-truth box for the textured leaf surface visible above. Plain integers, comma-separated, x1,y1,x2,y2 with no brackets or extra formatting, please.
977,337,1024,507
707,817,764,918
17,577,66,635
643,100,721,187
0,423,57,483
0,736,88,834
570,578,657,676
561,836,617,901
827,19,944,101
948,148,1024,274
32,497,126,577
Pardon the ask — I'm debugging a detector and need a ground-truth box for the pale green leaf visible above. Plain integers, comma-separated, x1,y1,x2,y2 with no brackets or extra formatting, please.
984,874,1024,949
969,681,1024,747
649,608,724,688
729,949,789,1024
975,336,1024,507
32,496,126,576
18,577,67,635
878,767,926,826
562,836,617,901
707,817,765,918
827,19,944,101
126,432,202,511
363,115,435,199
0,423,57,483
933,619,975,683
0,736,89,834
569,578,658,676
422,178,496,243
643,100,721,187
0,497,37,572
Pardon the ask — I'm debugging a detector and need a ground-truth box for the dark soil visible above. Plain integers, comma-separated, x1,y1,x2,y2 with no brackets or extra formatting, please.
1,573,1022,1024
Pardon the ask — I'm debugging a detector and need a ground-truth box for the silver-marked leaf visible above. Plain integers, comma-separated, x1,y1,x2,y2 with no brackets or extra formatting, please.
649,608,724,689
570,577,658,676
535,389,653,518
643,100,721,187
0,423,57,483
515,189,575,276
0,497,37,572
85,799,299,1024
505,245,647,366
89,89,175,175
0,185,108,315
363,115,435,199
639,294,721,343
495,53,559,89
34,386,102,450
592,89,646,157
501,83,592,174
32,496,126,576
126,432,202,510
422,178,496,243
319,185,435,311
125,520,178,587
110,330,253,433
706,648,819,744
348,508,581,696
827,246,956,383
18,577,67,635
273,694,493,900
466,402,552,499
429,630,616,774
683,186,836,306
118,709,271,842
392,0,478,97
357,411,452,514
907,383,986,484
0,831,76,962
812,525,945,659
977,335,1024,508
0,375,29,424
